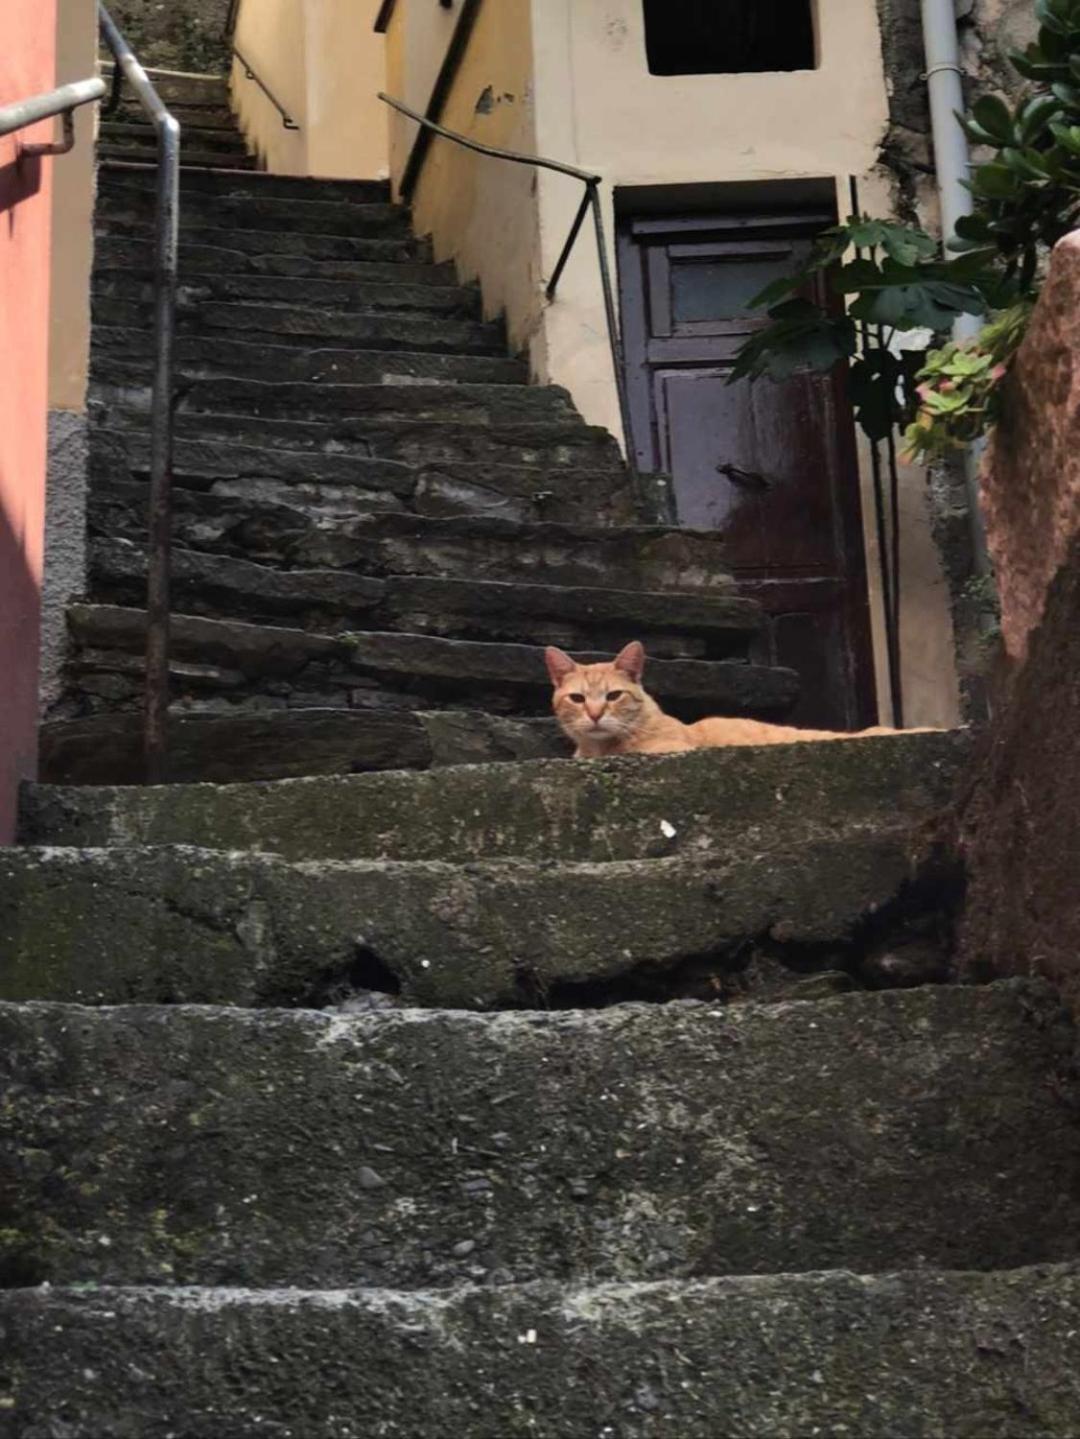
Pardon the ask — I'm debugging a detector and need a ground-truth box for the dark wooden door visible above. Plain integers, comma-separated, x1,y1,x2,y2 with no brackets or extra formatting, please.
617,211,876,729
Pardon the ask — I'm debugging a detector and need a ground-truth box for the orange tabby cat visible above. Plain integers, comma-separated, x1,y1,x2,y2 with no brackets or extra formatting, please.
546,641,927,757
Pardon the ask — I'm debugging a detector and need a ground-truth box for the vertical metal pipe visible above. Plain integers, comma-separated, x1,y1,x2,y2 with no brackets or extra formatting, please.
919,0,990,574
144,111,180,783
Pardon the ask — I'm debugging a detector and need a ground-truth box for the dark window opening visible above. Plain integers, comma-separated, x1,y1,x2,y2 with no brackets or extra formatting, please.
643,0,817,76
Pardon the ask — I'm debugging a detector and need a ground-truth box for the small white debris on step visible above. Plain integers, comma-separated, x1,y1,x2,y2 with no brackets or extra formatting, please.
660,819,677,839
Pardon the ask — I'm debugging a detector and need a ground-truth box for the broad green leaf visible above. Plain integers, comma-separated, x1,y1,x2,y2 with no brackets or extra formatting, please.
840,219,936,266
971,94,1016,143
747,274,800,310
970,163,1023,198
1017,93,1063,141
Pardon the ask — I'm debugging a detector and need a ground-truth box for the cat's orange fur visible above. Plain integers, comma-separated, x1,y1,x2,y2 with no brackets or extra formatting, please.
545,641,932,758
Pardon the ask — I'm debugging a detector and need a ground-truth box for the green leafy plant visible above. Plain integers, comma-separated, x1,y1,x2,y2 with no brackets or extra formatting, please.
902,303,1032,462
731,0,1080,457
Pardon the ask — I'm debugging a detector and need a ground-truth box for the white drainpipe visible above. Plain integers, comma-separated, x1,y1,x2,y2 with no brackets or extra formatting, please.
919,0,991,572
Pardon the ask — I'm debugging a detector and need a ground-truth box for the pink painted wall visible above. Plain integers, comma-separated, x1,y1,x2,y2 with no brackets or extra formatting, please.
0,0,58,841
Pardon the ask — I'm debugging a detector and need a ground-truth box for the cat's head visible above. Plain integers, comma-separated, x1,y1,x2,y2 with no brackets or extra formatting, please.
545,641,649,746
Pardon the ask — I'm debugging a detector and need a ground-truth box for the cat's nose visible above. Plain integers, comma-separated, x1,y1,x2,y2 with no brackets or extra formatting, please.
585,703,605,724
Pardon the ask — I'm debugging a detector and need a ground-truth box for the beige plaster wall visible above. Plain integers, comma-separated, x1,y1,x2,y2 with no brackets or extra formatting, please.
231,0,388,178
48,0,96,414
402,0,545,360
384,0,461,192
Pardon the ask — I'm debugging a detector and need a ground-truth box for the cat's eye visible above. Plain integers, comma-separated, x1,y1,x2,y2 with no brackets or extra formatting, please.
606,690,625,701
568,693,586,703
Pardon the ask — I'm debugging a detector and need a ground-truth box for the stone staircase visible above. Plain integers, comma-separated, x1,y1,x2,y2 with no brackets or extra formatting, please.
4,69,1080,1438
43,67,800,786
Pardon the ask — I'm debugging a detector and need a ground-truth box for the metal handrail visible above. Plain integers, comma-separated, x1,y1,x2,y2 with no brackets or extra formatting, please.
0,78,106,141
98,2,181,783
223,0,299,131
378,92,665,519
232,44,300,131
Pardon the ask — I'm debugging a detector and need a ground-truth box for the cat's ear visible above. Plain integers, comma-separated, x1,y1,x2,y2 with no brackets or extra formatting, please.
544,646,577,686
613,640,645,683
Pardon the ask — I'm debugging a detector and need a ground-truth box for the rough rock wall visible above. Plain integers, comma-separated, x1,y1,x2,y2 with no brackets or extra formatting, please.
956,229,1080,1014
874,0,934,220
959,0,1039,98
956,523,1080,1017
105,0,231,74
979,233,1080,661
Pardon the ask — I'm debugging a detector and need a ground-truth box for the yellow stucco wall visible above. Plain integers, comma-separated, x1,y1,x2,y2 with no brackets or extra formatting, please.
48,0,96,413
383,0,460,190
231,0,388,179
397,0,544,361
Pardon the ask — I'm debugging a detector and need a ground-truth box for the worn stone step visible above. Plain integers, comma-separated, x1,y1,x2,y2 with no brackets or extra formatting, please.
97,190,414,238
114,378,578,426
95,221,431,265
99,120,251,156
100,64,229,109
91,295,508,355
1,985,1077,1288
5,814,953,1002
0,793,940,1005
93,235,456,285
88,539,762,653
60,605,796,719
92,329,530,389
98,160,392,206
90,451,636,532
94,270,484,319
36,708,564,785
92,407,627,471
100,146,259,170
25,730,965,863
85,494,733,591
102,103,238,131
7,1263,1080,1438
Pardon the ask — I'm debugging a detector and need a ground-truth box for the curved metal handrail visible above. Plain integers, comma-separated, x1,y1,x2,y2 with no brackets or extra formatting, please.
0,78,106,140
98,2,181,782
379,91,666,519
232,44,300,131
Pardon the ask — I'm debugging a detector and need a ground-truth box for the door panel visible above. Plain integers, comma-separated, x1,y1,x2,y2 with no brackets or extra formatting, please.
618,209,875,729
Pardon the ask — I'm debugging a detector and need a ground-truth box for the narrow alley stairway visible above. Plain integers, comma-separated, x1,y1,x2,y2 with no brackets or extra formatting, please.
2,65,1080,1438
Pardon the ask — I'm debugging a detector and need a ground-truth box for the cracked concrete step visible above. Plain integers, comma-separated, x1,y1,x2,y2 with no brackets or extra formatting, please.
98,161,392,206
23,732,966,863
88,539,763,653
97,190,415,238
91,295,509,355
36,708,564,785
94,271,484,319
60,605,796,719
1,985,1078,1288
0,812,937,1006
91,328,530,387
95,221,433,265
85,501,737,591
6,1263,1080,1438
